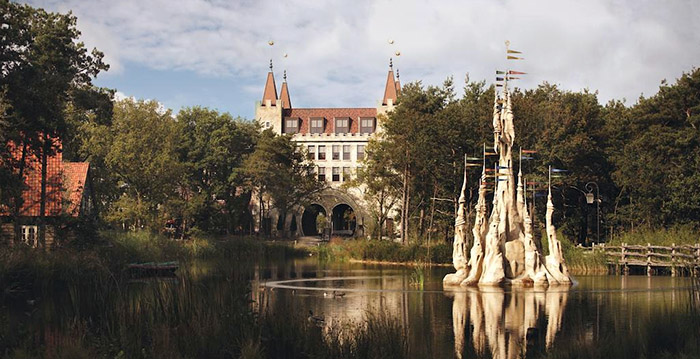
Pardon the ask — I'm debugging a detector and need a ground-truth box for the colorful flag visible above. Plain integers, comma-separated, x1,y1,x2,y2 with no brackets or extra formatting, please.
465,157,482,161
507,56,524,60
496,84,503,87
466,163,482,167
551,168,568,173
485,152,498,156
522,149,537,154
507,76,520,80
508,70,527,75
520,156,534,160
507,49,522,54
496,77,504,81
497,178,509,181
496,70,506,75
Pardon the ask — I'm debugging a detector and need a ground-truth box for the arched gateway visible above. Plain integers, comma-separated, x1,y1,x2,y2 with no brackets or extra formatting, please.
282,188,366,238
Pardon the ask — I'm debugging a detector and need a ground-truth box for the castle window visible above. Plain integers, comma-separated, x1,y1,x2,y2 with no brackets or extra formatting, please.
342,167,351,182
307,145,316,160
335,117,350,134
318,167,326,181
318,145,326,160
343,145,351,160
332,145,340,160
357,145,365,160
283,117,299,134
360,117,375,134
332,167,340,182
310,117,325,134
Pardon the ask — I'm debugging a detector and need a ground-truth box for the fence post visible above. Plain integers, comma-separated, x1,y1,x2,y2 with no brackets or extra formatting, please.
693,243,700,277
671,243,677,277
622,243,629,275
646,243,652,276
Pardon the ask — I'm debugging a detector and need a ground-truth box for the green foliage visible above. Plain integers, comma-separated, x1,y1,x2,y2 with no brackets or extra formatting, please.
310,239,452,264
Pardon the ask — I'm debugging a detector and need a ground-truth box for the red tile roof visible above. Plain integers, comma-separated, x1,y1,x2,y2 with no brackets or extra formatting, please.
0,138,89,218
63,162,89,217
279,81,291,109
262,71,278,106
284,108,377,134
382,70,398,105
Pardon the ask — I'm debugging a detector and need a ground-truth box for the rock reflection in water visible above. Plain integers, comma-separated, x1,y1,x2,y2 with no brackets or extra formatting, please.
446,286,569,359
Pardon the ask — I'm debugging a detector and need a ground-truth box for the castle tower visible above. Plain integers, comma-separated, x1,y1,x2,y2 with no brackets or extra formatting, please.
254,59,283,133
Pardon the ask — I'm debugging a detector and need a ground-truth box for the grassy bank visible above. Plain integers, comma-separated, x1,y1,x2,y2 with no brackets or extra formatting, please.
310,238,452,265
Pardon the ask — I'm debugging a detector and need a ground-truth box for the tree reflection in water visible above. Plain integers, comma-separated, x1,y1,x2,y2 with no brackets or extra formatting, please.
446,286,569,359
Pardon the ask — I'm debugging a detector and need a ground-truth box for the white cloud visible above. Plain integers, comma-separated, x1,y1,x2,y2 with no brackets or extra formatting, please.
26,0,700,108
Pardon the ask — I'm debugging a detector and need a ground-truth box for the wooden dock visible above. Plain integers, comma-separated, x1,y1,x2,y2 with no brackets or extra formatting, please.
590,243,700,276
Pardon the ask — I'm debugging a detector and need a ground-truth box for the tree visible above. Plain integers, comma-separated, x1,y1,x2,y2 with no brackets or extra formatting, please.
0,1,108,244
175,107,258,235
242,129,321,236
105,99,184,230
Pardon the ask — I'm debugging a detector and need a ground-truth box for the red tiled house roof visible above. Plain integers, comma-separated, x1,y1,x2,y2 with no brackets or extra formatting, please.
1,139,89,218
284,108,377,135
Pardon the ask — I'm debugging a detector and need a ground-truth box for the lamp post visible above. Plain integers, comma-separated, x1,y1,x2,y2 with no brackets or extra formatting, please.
585,182,600,244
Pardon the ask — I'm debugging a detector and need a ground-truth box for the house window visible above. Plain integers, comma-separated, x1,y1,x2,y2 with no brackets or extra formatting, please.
307,145,316,160
332,145,340,160
343,145,351,160
332,167,340,182
318,167,326,181
357,145,365,160
283,117,299,134
21,225,38,248
310,117,324,134
335,117,350,134
318,145,326,160
360,117,376,134
342,167,351,182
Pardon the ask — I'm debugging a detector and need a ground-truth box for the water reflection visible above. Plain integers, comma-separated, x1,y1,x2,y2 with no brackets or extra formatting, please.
446,286,568,359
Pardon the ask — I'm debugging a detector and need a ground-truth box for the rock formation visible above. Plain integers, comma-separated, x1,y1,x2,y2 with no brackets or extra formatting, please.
444,48,572,287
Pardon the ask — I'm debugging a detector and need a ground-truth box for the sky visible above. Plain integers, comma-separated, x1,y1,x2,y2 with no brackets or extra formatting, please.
23,0,700,119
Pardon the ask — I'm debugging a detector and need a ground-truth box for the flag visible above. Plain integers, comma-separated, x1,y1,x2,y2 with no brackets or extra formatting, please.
496,165,510,169
485,152,498,156
496,84,503,87
466,163,482,167
551,168,568,173
508,70,527,75
496,70,506,75
497,178,509,182
485,168,496,172
522,149,537,154
520,156,534,160
507,56,524,60
496,77,504,81
465,157,482,161
507,49,522,54
507,76,520,80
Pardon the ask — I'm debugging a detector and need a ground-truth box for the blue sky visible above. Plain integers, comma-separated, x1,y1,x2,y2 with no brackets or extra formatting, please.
24,0,700,119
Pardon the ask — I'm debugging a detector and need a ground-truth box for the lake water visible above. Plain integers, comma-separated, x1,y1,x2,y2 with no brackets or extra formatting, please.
256,259,700,359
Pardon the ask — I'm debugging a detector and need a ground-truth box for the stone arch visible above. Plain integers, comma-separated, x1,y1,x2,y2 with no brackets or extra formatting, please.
293,187,367,238
331,203,356,236
300,203,327,237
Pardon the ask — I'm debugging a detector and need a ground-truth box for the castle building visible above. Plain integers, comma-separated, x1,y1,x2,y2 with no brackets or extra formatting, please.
254,60,400,237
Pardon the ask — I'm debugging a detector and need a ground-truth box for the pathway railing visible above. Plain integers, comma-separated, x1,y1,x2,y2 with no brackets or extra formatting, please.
589,243,700,276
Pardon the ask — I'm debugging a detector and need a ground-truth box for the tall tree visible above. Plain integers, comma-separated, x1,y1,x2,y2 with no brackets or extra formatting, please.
0,1,108,244
105,99,183,230
242,129,321,236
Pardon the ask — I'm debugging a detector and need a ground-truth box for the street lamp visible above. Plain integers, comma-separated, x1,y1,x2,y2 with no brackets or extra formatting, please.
585,182,600,244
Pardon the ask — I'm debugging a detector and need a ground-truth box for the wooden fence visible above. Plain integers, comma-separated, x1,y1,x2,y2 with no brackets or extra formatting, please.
590,243,700,276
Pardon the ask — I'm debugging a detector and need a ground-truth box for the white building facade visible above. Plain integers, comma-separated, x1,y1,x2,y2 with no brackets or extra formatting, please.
253,63,400,237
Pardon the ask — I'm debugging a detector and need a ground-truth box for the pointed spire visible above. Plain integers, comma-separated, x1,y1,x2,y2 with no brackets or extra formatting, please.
382,58,398,106
279,70,291,109
262,59,278,106
395,68,402,97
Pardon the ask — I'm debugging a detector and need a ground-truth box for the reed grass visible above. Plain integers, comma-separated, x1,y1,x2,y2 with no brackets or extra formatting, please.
310,239,452,265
